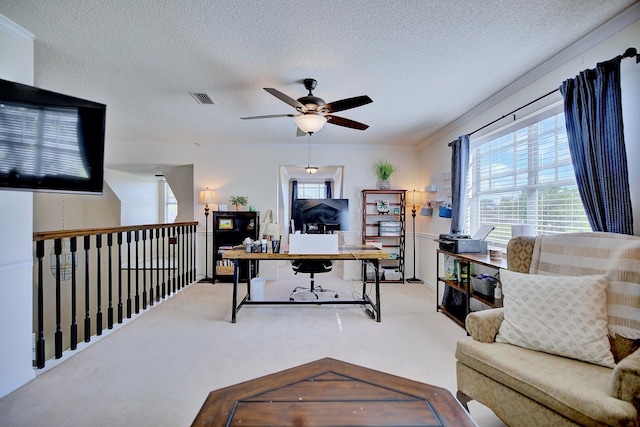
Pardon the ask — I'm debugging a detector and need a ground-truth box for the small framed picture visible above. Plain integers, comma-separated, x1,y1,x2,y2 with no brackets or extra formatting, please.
218,204,228,211
376,200,389,213
218,218,233,230
393,207,400,215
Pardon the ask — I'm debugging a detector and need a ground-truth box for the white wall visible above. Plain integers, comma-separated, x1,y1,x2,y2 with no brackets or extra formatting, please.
161,164,194,223
106,139,425,279
104,169,161,226
33,184,121,232
417,17,640,288
0,14,36,398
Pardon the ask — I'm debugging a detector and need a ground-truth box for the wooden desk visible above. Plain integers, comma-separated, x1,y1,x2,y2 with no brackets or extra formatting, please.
222,246,389,323
192,357,478,426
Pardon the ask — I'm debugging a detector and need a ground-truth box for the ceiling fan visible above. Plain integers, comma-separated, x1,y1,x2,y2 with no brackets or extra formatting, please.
241,78,373,134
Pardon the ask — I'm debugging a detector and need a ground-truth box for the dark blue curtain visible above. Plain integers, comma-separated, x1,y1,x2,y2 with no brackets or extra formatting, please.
450,135,470,234
325,180,332,198
442,135,470,308
290,180,298,230
559,56,634,235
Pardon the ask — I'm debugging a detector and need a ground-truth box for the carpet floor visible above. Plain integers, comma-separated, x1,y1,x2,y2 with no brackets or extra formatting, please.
0,263,505,426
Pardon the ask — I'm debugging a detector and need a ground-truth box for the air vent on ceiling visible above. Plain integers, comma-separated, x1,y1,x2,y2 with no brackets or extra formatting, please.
189,92,216,105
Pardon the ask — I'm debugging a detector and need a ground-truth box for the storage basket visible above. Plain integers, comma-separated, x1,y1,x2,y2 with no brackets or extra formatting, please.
439,205,452,218
365,266,383,281
216,265,234,275
384,270,402,281
379,221,402,236
471,274,498,296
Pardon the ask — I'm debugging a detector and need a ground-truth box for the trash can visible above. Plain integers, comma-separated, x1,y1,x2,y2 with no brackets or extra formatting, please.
250,277,265,301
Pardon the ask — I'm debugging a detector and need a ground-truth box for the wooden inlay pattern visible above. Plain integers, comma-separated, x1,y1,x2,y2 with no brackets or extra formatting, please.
192,358,477,427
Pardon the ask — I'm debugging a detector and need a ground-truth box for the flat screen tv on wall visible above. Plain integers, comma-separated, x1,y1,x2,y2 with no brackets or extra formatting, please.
0,79,106,194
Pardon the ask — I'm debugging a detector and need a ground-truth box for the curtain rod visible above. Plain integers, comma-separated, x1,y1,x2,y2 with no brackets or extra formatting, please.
456,47,639,141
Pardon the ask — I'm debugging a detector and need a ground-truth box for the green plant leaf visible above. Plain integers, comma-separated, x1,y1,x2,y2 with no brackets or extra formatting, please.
373,159,397,180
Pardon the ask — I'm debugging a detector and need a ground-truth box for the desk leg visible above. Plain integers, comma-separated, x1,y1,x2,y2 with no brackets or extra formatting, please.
374,259,381,322
231,259,239,323
246,259,252,301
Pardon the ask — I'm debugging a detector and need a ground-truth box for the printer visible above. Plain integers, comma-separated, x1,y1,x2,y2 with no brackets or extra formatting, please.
438,234,487,254
437,225,495,254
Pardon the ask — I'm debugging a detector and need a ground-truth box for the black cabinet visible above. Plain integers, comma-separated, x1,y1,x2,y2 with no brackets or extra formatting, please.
212,211,259,283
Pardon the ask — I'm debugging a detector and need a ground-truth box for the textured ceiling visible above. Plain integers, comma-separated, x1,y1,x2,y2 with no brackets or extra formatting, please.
1,0,637,150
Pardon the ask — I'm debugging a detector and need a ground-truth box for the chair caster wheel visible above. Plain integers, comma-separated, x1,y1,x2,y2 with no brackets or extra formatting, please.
289,297,294,301
335,294,339,298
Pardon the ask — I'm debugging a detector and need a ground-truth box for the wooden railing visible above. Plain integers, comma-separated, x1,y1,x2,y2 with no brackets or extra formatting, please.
33,222,198,369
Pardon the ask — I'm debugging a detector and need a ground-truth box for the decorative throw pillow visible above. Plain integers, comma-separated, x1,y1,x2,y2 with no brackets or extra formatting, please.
496,269,615,368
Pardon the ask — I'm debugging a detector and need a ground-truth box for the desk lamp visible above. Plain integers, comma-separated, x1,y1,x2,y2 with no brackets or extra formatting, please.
198,188,216,283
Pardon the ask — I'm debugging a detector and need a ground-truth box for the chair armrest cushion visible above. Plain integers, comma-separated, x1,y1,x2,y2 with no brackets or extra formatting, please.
610,347,640,412
465,308,504,343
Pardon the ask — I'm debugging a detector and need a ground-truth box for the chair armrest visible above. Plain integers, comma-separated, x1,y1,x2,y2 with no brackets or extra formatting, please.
610,347,640,412
465,308,504,343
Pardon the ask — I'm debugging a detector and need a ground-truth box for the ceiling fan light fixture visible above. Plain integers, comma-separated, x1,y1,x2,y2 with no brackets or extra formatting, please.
305,166,319,174
295,114,327,134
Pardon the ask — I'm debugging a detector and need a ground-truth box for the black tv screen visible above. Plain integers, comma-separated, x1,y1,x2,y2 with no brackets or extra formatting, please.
292,198,349,232
0,79,106,194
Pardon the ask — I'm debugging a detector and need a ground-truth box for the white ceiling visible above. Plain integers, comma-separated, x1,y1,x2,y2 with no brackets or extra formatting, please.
1,0,637,150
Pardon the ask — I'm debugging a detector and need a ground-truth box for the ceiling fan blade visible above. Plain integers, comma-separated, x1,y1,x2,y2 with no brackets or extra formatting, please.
326,115,369,130
241,114,296,120
264,88,306,111
321,95,372,113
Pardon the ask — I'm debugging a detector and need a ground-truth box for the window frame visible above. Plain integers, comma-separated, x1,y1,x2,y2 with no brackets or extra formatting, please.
467,102,590,247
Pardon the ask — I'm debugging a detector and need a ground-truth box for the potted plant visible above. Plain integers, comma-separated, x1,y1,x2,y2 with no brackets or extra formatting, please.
229,196,248,211
373,159,397,190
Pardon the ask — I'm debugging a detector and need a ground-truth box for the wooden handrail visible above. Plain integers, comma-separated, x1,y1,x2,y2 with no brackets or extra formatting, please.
33,221,198,241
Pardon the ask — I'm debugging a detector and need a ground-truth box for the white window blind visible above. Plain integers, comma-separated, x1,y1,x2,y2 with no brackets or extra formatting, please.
297,182,326,199
469,107,590,247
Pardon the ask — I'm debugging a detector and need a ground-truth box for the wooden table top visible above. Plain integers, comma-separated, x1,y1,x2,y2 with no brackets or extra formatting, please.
436,248,508,270
222,245,391,260
191,357,477,427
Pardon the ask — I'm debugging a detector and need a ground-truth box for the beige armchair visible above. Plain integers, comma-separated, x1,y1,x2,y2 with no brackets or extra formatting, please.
455,233,640,426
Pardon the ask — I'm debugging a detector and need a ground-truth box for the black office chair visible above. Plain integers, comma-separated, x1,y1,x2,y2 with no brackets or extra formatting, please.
289,259,339,300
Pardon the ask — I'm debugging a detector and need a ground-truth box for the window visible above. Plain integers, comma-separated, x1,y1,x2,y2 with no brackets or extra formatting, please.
468,107,590,247
296,182,327,199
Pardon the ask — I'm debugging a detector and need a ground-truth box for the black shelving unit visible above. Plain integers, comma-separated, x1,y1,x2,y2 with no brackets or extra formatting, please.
212,211,259,283
435,249,505,328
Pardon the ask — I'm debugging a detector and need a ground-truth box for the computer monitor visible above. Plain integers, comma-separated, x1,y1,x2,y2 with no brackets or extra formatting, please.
292,199,349,233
